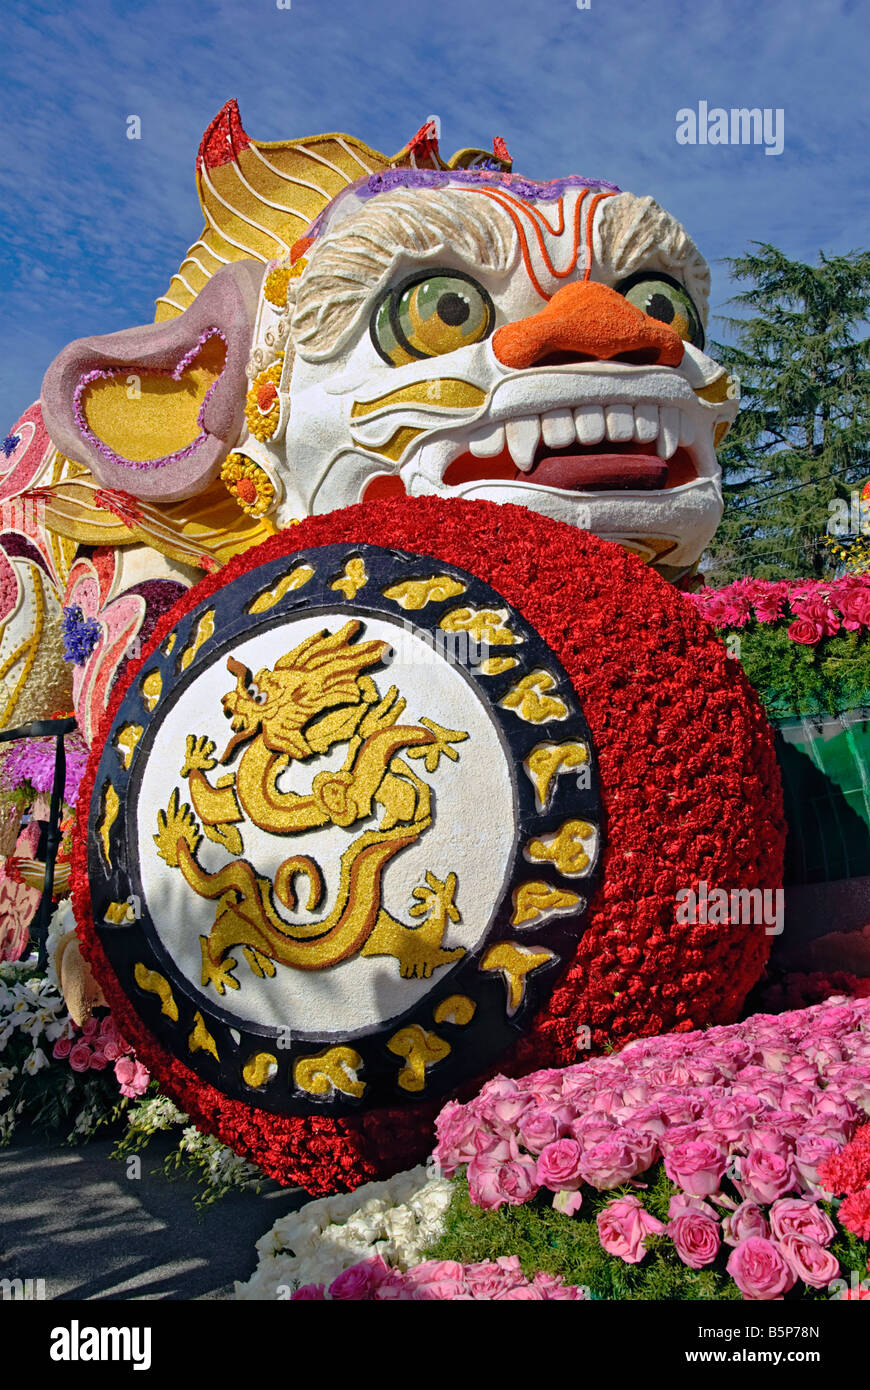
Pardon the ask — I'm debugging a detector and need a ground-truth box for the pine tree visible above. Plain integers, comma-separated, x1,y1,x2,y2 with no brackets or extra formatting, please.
703,244,870,584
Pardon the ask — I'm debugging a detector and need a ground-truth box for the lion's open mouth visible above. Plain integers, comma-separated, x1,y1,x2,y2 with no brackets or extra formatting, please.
441,437,698,492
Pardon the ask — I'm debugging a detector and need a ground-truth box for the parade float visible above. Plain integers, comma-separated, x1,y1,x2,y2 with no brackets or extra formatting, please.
0,103,867,1299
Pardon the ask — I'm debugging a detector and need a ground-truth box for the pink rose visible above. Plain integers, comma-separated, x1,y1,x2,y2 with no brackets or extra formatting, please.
519,1107,567,1153
495,1285,544,1299
405,1260,467,1301
722,1201,769,1247
433,1101,481,1174
532,1271,588,1300
88,1050,108,1071
578,1136,651,1189
81,1017,99,1038
329,1255,391,1300
769,1199,836,1247
569,1117,616,1146
738,1149,798,1205
777,1235,840,1290
114,1056,150,1098
372,1269,414,1300
836,589,870,630
794,1135,841,1193
52,1037,72,1060
726,1237,797,1300
467,1154,538,1211
668,1212,722,1269
480,1077,532,1134
744,1125,791,1157
708,1100,754,1145
68,1043,92,1073
596,1195,665,1264
790,596,839,637
787,617,823,645
663,1139,727,1197
465,1256,525,1299
668,1193,718,1221
290,1283,325,1300
536,1138,584,1192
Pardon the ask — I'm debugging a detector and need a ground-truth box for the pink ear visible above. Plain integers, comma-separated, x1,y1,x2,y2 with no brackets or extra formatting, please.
41,261,264,505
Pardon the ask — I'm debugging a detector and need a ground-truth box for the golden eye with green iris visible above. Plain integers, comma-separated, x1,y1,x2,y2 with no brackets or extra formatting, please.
371,269,495,366
615,271,705,350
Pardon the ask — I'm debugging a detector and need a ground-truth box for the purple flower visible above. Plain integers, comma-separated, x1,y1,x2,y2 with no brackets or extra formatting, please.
61,604,102,665
2,434,20,458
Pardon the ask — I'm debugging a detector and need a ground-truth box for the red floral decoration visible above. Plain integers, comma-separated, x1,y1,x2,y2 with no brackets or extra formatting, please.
72,498,785,1193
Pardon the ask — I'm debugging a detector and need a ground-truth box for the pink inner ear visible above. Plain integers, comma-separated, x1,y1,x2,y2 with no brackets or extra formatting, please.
41,260,264,506
72,327,228,472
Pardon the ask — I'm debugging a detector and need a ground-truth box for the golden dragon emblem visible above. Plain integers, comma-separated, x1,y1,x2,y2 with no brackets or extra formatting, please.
153,619,469,995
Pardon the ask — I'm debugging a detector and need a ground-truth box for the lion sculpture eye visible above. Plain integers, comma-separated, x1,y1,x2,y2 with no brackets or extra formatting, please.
615,270,705,350
371,269,495,366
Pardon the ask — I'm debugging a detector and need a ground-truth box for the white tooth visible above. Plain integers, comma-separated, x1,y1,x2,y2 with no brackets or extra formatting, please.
678,411,696,446
574,405,606,445
604,404,634,443
657,406,680,460
541,408,576,449
505,416,540,471
468,423,507,458
633,403,659,443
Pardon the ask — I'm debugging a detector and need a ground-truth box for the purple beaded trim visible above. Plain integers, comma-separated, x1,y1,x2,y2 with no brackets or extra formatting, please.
72,327,228,472
305,168,621,241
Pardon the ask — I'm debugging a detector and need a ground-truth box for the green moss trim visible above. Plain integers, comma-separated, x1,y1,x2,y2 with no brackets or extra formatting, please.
731,623,870,720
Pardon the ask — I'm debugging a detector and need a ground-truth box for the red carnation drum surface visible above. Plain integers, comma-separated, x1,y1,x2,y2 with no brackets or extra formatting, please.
73,499,784,1192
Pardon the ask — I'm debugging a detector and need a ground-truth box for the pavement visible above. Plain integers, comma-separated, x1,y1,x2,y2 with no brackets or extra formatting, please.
0,1126,311,1300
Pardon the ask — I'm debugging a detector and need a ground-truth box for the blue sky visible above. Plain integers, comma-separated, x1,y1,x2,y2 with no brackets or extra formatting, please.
1,0,868,429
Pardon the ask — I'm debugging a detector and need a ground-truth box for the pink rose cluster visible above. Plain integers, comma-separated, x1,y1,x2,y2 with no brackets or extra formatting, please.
52,1013,150,1098
432,997,870,1300
688,573,870,645
290,1254,588,1301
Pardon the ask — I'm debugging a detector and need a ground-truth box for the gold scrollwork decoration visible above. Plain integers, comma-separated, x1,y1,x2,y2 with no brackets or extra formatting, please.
133,962,179,1021
294,1046,365,1098
480,941,555,1016
387,1024,450,1092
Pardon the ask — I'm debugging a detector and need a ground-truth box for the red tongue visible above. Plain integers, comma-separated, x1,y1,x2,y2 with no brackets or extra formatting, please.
526,453,668,491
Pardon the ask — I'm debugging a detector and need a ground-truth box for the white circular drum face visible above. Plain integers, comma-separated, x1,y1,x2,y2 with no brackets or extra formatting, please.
86,540,602,1115
136,612,517,1036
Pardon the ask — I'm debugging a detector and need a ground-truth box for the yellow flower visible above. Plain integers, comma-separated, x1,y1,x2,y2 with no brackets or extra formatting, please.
244,356,284,441
263,258,308,308
221,453,276,518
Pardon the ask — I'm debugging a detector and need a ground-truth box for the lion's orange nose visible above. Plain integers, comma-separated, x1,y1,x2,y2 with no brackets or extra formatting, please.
492,280,685,369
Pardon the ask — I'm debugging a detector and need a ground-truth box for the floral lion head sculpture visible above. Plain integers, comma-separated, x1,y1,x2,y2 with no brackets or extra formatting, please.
0,101,738,739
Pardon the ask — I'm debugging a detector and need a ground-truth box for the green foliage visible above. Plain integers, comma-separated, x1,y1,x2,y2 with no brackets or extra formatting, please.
705,244,870,583
424,1170,868,1302
732,622,870,718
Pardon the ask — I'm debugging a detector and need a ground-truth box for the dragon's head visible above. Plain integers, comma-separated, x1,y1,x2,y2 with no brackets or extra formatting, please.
220,620,386,762
220,655,283,761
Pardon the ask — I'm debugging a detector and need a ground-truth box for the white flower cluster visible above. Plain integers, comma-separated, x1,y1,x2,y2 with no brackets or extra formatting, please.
0,957,74,1141
179,1124,263,1191
234,1164,454,1300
